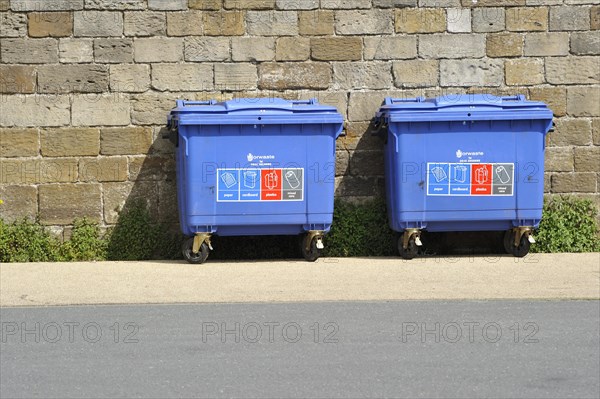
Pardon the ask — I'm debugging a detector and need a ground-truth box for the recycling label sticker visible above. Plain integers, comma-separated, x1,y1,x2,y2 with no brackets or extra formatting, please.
217,168,304,202
427,163,514,196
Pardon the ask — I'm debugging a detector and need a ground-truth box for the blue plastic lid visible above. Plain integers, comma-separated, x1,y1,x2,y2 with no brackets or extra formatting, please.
377,94,553,123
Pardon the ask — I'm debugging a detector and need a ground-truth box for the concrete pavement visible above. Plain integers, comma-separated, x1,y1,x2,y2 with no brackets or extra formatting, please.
1,253,598,307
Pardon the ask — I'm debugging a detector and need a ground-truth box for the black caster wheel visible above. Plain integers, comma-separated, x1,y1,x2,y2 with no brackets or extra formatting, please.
398,233,418,260
511,234,531,258
182,237,210,264
503,230,514,254
302,235,321,262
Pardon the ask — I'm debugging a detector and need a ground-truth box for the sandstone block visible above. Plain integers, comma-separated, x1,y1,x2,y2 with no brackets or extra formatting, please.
336,9,393,35
592,6,600,29
109,64,150,93
1,159,77,184
0,185,37,223
11,0,83,11
128,155,175,181
528,86,566,117
393,60,439,88
276,37,310,61
203,11,245,35
100,127,153,155
102,181,159,224
152,64,214,91
74,11,123,36
574,146,600,172
545,147,573,172
148,0,187,10
550,118,592,146
349,150,385,176
0,95,70,127
232,37,273,61
94,38,133,63
0,65,36,94
0,128,38,157
166,10,203,36
567,86,600,117
440,59,504,87
570,31,600,55
275,0,317,9
348,90,405,121
460,0,524,5
395,8,446,33
472,8,505,32
552,173,597,193
299,10,334,35
71,94,131,126
419,34,485,58
131,93,181,125
39,184,102,225
258,63,331,90
79,157,128,182
223,0,275,9
189,0,221,9
592,118,600,145
364,36,417,60
546,57,599,85
523,32,569,56
333,62,392,90
374,0,417,6
506,7,548,31
185,36,230,61
0,12,27,37
550,5,590,31
38,65,109,93
487,33,523,57
311,37,362,61
134,37,184,62
1,38,59,63
84,0,146,10
247,11,298,36
447,8,471,33
124,11,166,36
41,128,100,156
28,12,73,37
321,0,372,8
59,38,93,62
505,59,545,86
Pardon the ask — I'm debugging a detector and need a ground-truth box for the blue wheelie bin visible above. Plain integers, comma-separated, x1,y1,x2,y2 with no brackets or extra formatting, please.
167,98,344,263
375,94,553,259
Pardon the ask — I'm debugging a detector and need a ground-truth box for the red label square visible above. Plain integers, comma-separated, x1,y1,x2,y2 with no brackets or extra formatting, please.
471,164,492,185
261,169,282,200
471,185,492,195
261,190,282,201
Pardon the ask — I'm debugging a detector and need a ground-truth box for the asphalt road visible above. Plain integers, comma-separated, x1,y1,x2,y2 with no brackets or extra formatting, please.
1,301,599,399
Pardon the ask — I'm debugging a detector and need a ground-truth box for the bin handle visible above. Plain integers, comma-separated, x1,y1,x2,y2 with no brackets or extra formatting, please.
385,97,425,105
500,95,526,102
291,98,318,106
177,100,217,108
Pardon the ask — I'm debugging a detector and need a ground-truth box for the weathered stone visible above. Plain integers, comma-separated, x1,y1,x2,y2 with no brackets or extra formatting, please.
10,0,83,11
528,87,566,117
591,118,600,145
74,11,123,36
321,0,375,9
275,0,317,9
552,173,597,193
0,12,27,37
0,128,38,157
550,6,590,31
335,176,380,197
505,59,544,86
0,185,37,223
420,0,459,6
124,11,166,36
299,10,334,35
574,147,600,172
592,6,600,30
546,57,600,85
203,11,245,35
571,31,600,55
38,65,108,93
550,118,592,146
348,90,406,121
545,147,573,172
231,37,273,61
28,12,73,37
109,64,150,93
487,33,523,57
158,180,178,223
295,90,348,118
129,155,175,181
148,0,187,10
84,0,145,9
166,10,203,36
152,63,213,91
247,11,298,35
258,63,331,90
102,181,158,224
184,36,230,61
276,37,310,61
1,158,77,184
364,36,417,60
100,127,153,155
524,32,569,56
393,60,439,88
41,128,99,156
131,92,181,125
506,7,548,31
419,34,485,58
567,86,600,117
311,37,362,61
440,59,504,87
333,62,392,90
0,0,8,11
336,9,393,35
39,184,102,225
349,150,385,176
395,8,446,33
58,38,93,62
339,122,382,151
94,38,133,63
472,8,505,32
0,95,70,127
79,157,128,182
1,38,59,63
461,0,524,5
135,37,184,62
224,0,275,9
71,94,131,126
0,66,36,94
189,0,221,10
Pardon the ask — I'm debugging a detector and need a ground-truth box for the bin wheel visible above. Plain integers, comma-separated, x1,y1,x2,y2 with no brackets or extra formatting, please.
182,237,210,264
511,234,531,258
503,230,514,254
398,234,418,260
302,235,321,262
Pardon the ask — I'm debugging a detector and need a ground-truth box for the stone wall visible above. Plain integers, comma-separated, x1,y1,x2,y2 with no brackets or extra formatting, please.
0,0,599,235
